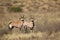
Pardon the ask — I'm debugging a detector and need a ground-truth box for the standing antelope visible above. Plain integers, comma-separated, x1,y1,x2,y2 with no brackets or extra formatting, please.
23,17,35,32
8,16,24,31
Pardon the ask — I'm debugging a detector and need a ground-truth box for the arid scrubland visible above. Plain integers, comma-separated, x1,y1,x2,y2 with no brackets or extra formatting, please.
0,0,60,40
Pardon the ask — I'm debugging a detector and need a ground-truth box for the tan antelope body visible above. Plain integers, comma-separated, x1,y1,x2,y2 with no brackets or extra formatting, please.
23,18,35,32
8,16,24,30
8,15,35,33
23,21,34,29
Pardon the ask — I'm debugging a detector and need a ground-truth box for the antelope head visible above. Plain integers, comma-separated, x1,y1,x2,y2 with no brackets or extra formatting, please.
19,15,25,22
30,16,34,22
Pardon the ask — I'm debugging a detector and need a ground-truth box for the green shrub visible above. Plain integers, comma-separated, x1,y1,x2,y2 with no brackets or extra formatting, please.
8,6,23,12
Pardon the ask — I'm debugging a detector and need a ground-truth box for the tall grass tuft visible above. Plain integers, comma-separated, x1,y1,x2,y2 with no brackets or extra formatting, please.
8,6,23,12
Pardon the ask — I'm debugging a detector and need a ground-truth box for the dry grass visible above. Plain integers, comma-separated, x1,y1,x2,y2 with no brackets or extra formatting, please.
0,32,60,40
0,0,60,40
0,12,60,40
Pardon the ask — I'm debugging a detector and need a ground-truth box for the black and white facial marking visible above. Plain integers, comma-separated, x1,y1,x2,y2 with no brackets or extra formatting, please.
19,15,25,22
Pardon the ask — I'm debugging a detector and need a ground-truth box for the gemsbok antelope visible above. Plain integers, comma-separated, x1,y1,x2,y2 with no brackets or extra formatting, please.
23,17,35,32
8,16,24,31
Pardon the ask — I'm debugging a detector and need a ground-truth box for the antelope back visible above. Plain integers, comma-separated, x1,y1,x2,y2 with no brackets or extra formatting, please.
8,16,25,28
12,20,23,27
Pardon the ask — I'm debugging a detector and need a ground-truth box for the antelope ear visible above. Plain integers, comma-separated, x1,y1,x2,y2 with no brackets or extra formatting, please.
29,15,34,21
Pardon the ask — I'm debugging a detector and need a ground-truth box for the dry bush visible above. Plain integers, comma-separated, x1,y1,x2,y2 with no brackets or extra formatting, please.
8,6,23,12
